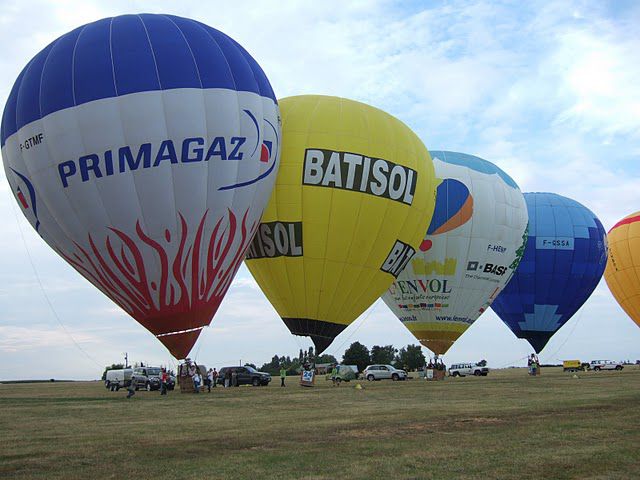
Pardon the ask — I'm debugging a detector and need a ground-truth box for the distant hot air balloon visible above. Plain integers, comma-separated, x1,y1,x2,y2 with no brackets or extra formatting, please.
244,95,438,353
2,14,280,359
381,151,529,355
491,193,607,353
605,211,640,329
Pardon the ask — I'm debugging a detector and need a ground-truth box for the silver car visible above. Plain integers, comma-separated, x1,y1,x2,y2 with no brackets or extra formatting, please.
363,364,407,381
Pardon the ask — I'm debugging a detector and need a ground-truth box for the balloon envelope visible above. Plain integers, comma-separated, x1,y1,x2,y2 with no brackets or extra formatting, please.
604,211,640,328
381,151,529,355
245,95,438,353
2,14,280,358
491,192,607,353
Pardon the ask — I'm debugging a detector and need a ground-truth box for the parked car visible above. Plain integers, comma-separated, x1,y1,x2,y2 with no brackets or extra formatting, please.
449,363,489,377
131,367,175,391
362,365,407,381
589,360,623,371
216,366,271,386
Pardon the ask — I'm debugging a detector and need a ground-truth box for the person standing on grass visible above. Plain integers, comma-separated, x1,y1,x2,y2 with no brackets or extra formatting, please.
531,354,540,376
331,364,339,387
206,368,214,393
212,368,218,388
280,365,287,387
224,368,231,388
126,376,136,398
160,368,168,395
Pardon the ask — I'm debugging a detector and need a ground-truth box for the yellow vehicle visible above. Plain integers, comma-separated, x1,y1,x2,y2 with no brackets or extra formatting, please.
563,360,584,372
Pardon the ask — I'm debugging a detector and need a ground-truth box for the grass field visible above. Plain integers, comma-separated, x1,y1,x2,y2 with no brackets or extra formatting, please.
1,367,639,480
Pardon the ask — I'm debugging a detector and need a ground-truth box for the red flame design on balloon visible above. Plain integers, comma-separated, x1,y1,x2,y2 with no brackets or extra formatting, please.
58,208,258,358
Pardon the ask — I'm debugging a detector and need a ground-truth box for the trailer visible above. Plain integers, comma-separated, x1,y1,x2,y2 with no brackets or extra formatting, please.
563,360,585,372
105,368,133,390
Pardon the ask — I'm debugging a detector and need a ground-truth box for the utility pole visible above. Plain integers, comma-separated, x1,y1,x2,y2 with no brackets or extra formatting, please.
124,352,129,368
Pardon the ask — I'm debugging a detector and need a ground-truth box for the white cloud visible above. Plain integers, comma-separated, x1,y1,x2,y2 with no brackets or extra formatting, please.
551,29,640,138
0,325,98,352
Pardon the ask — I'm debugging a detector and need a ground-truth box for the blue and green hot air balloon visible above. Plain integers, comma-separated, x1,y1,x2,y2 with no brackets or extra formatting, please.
491,192,607,352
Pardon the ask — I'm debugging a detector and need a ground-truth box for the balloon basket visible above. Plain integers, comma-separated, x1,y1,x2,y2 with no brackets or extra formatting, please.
423,369,446,381
178,361,207,393
178,376,197,393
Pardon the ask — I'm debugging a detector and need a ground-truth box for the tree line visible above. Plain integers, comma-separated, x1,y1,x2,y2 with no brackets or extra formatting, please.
341,342,426,372
258,347,338,375
257,342,427,375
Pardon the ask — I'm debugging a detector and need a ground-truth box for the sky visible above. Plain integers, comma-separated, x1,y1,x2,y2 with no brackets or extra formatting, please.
1,0,639,380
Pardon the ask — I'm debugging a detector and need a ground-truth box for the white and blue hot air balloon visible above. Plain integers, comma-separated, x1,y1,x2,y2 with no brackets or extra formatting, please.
1,14,281,358
381,151,529,355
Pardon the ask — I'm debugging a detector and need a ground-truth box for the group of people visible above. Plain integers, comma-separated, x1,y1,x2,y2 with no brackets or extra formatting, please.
528,353,540,376
188,364,220,393
190,363,268,391
124,360,294,396
426,357,446,371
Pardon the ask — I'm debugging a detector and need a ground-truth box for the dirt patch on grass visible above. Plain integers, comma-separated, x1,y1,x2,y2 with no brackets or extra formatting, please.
336,415,507,440
454,416,503,424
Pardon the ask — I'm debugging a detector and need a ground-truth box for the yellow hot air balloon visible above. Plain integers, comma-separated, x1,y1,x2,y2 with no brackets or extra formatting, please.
245,95,438,352
605,211,640,328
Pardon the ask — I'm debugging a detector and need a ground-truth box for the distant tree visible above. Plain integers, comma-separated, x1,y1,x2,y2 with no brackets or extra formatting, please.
259,353,308,375
286,358,302,375
371,345,397,365
101,363,124,381
260,355,285,375
316,354,338,364
244,363,257,369
342,342,371,372
395,344,426,371
259,350,336,376
477,359,487,367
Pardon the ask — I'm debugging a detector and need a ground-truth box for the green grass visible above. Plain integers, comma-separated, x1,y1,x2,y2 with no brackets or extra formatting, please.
1,367,639,479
